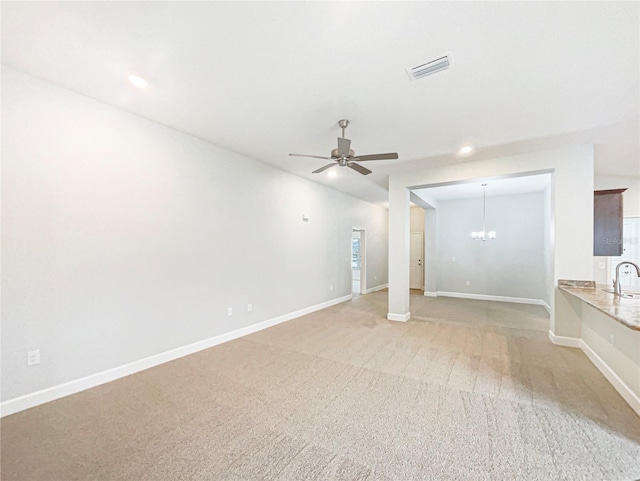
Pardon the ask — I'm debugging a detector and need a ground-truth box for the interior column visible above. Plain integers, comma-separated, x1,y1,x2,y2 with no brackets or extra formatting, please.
388,183,411,321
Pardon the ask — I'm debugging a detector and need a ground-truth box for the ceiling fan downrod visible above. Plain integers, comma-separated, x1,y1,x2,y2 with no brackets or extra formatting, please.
338,119,349,139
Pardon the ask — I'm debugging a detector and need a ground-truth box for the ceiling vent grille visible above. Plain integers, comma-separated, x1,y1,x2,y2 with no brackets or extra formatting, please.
407,53,453,80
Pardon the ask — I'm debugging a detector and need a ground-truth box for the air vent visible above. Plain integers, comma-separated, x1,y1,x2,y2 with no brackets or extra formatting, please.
407,53,453,81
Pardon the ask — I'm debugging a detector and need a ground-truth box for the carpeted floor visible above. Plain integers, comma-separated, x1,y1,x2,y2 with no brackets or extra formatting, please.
2,292,640,480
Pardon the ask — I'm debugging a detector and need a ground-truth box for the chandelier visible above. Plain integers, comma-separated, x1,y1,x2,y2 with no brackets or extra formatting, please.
471,183,496,241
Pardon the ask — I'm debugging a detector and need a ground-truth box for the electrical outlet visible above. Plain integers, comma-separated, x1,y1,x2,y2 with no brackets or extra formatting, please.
247,304,252,312
466,281,470,286
374,275,377,280
598,261,605,269
27,350,40,366
452,257,457,263
227,307,233,317
609,334,614,344
330,285,334,291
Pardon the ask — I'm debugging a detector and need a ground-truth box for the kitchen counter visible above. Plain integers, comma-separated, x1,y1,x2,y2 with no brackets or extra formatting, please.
558,280,640,331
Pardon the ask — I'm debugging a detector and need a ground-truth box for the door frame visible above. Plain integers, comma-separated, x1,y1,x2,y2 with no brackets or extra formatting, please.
352,227,366,295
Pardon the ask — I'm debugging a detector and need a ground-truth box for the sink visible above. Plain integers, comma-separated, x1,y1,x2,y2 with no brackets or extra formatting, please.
601,288,640,299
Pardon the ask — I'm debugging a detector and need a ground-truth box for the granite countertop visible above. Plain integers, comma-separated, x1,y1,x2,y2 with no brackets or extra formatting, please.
558,280,640,331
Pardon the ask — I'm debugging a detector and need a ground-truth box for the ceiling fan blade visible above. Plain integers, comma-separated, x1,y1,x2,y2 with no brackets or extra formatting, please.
312,163,337,174
347,162,372,175
337,137,351,156
289,153,333,160
352,153,399,161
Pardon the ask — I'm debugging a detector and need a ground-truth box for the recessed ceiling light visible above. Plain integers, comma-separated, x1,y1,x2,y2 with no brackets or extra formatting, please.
327,170,337,178
459,145,474,155
128,74,148,89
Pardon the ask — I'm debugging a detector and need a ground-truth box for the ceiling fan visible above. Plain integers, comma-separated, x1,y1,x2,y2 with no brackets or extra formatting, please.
289,119,399,175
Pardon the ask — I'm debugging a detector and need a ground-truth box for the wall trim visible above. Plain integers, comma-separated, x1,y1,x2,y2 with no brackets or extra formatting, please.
548,330,640,417
0,294,353,418
423,291,438,297
580,340,640,417
548,330,582,348
364,283,388,294
437,291,550,310
387,312,410,322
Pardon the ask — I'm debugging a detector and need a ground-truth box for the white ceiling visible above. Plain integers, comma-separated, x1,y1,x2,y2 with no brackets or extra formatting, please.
412,173,552,204
2,2,638,206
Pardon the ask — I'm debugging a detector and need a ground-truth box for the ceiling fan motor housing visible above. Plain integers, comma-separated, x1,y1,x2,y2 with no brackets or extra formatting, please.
331,148,355,160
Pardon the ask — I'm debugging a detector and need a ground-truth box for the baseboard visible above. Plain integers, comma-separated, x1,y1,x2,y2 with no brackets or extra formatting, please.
364,283,388,294
548,330,640,417
548,330,582,348
0,294,353,418
423,291,438,297
437,291,550,309
387,312,410,322
580,341,640,417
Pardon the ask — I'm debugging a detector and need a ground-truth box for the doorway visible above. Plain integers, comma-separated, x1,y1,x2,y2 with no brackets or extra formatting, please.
352,228,366,295
410,232,424,290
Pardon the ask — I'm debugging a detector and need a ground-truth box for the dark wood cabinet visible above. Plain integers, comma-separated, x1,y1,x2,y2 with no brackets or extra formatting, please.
594,189,626,256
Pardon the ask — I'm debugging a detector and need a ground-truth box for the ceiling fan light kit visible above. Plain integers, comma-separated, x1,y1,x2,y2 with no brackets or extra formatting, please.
289,119,399,176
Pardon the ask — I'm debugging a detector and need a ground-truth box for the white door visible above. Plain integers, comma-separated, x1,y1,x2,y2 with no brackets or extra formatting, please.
410,232,424,290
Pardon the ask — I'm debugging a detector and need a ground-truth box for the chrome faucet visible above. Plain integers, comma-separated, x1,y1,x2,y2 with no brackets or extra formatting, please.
613,261,640,295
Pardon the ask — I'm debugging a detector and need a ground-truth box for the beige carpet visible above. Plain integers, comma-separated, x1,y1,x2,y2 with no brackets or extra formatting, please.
2,292,640,480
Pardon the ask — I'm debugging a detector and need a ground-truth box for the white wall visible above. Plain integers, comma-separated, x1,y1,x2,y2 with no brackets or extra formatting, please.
1,68,389,403
424,209,437,295
388,145,594,337
542,186,553,303
435,192,549,304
